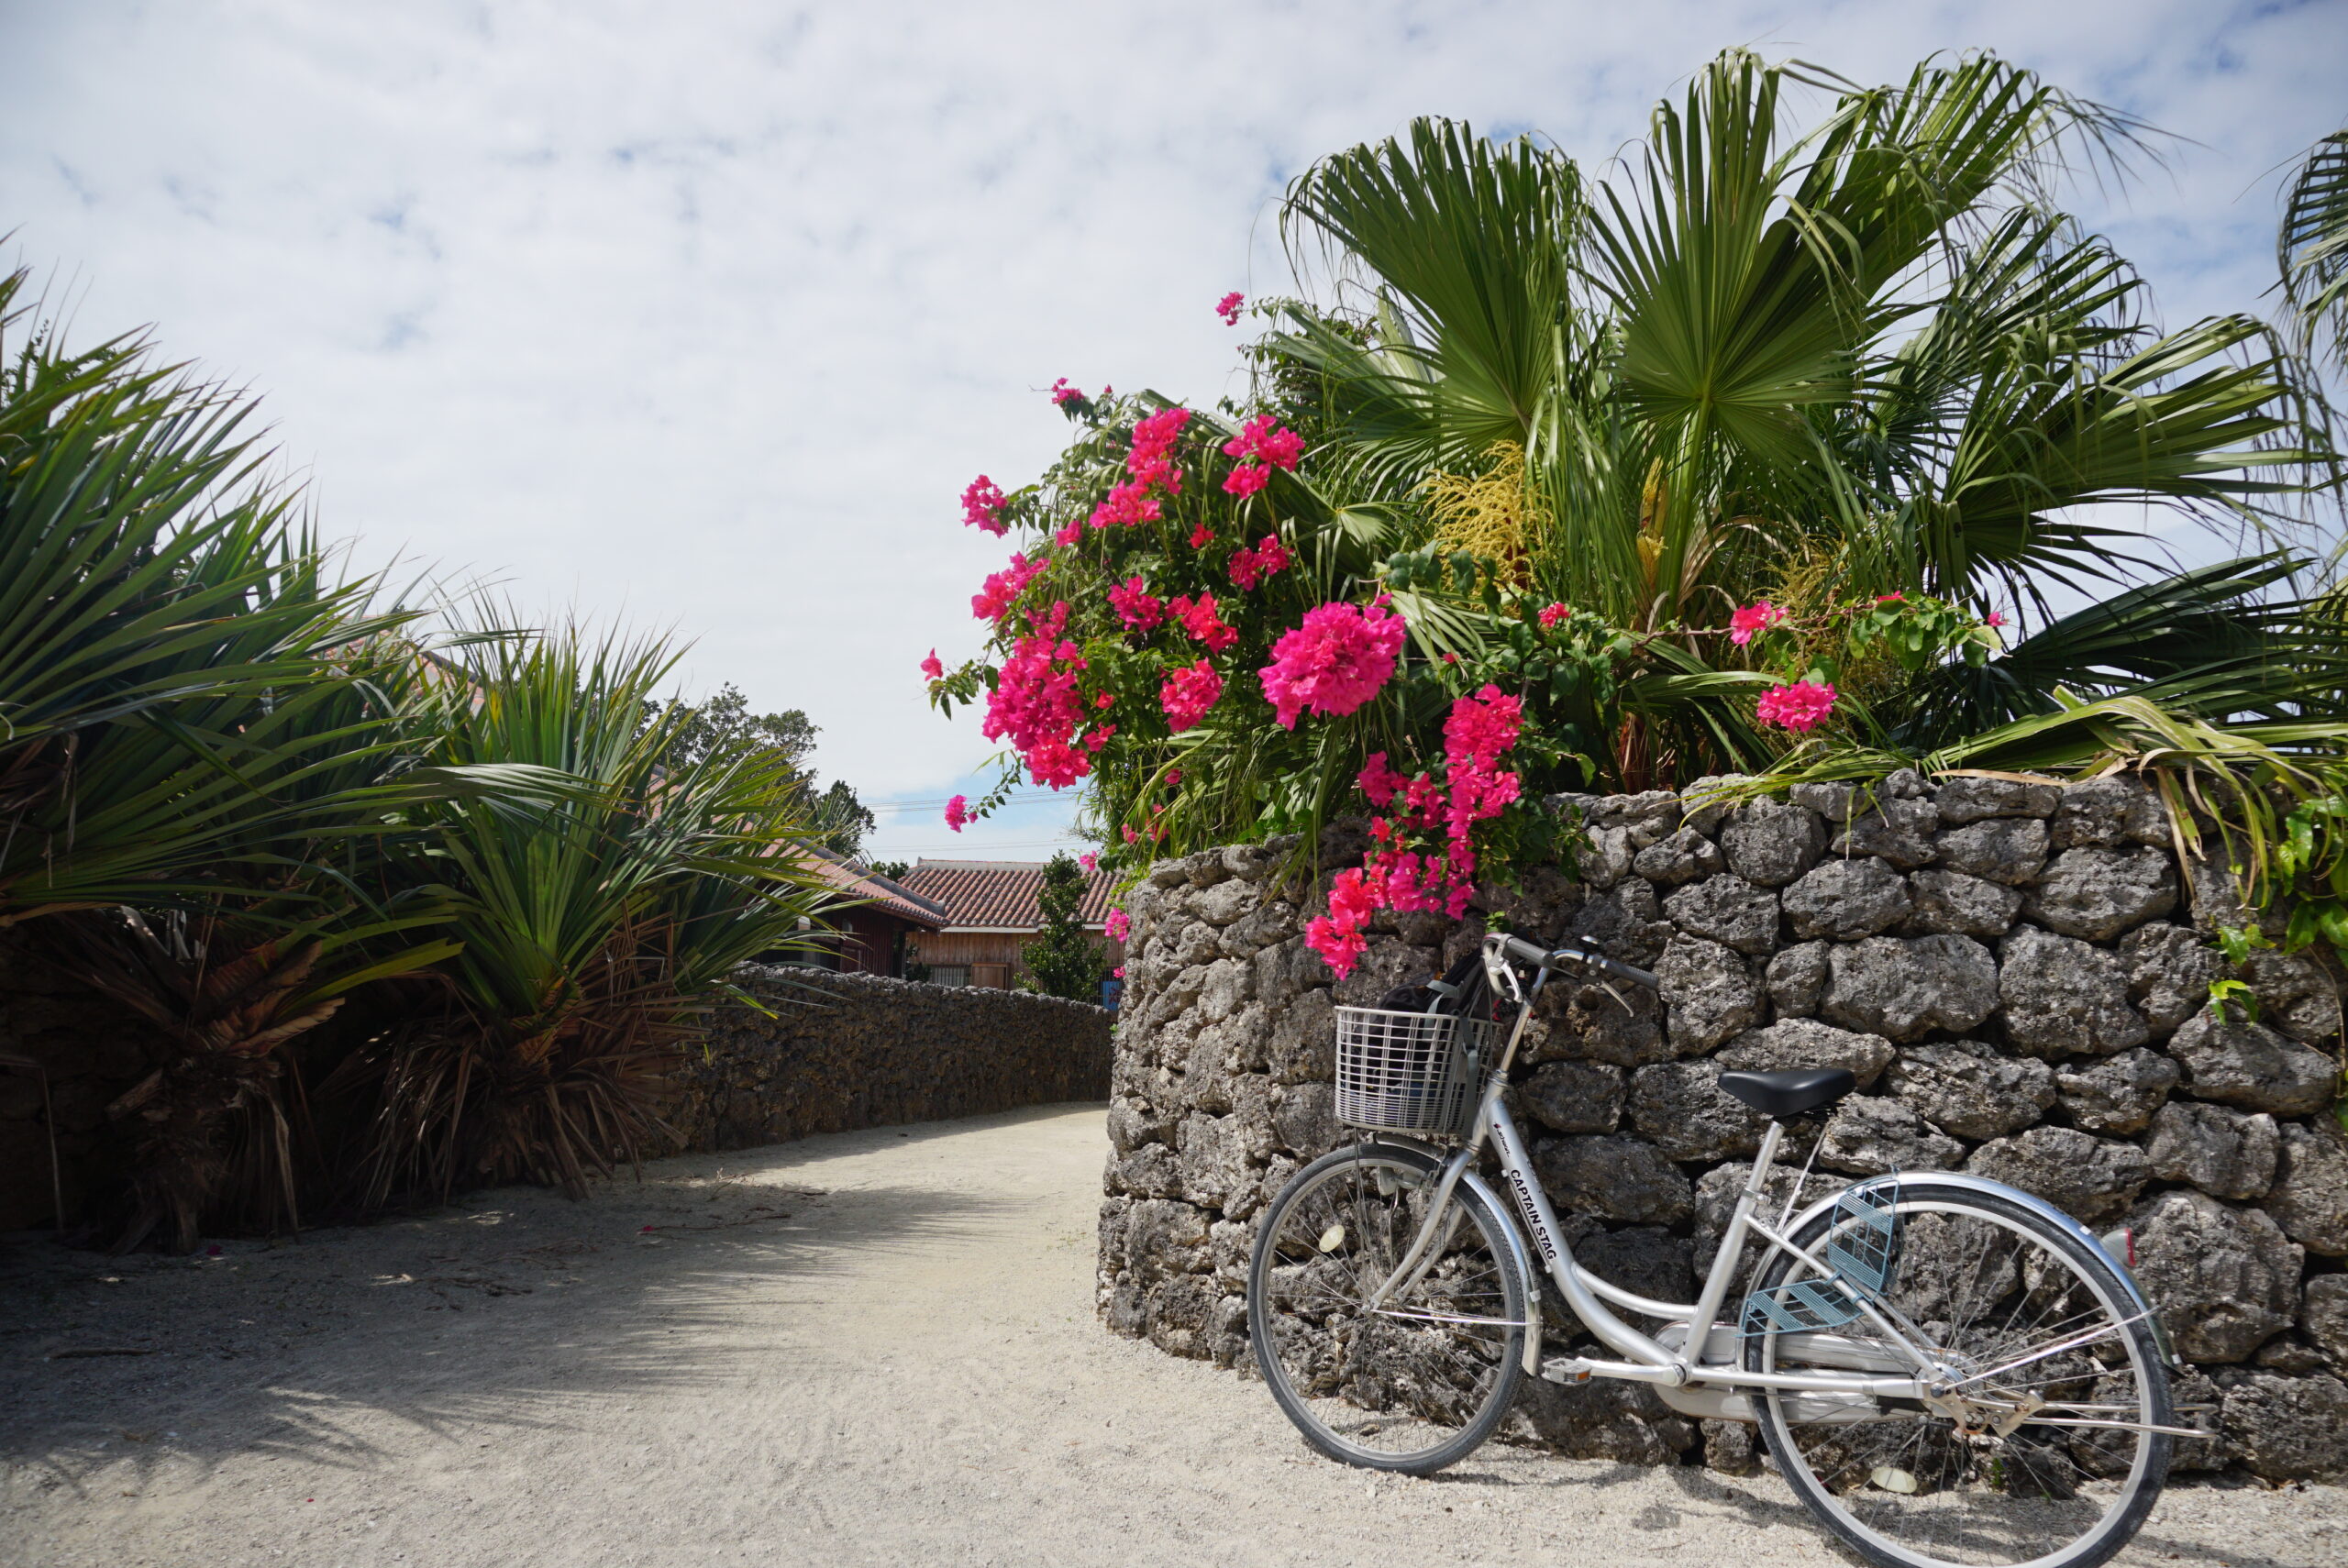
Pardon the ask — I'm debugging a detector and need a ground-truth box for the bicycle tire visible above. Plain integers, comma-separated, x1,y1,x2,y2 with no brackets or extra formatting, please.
1247,1141,1529,1475
1747,1179,2171,1568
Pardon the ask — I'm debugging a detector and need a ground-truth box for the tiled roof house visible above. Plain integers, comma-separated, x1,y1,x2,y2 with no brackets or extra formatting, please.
792,846,947,976
893,858,1124,990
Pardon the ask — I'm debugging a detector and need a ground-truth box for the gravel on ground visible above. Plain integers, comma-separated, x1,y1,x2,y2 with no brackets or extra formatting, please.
2,1103,2340,1567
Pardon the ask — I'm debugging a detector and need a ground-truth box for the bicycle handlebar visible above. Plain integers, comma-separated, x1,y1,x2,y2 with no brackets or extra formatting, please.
1494,932,1659,991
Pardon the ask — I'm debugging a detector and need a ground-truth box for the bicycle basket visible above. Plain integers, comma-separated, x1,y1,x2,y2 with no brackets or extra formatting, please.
1331,1007,1499,1138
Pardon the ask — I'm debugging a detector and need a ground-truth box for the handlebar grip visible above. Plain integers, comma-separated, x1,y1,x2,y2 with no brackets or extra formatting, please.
1496,933,1661,991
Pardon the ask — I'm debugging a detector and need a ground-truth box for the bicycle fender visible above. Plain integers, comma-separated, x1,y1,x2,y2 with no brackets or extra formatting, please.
1781,1171,2176,1370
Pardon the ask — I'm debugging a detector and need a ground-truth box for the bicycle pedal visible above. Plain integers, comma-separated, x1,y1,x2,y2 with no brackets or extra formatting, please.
1539,1356,1593,1385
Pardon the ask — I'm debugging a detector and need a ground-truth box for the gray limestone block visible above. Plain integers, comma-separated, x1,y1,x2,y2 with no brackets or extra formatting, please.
2239,948,2343,1045
1717,1017,1897,1088
1190,876,1260,927
1903,867,2021,937
1185,849,1235,889
1263,987,1335,1087
1146,856,1191,889
1218,899,1300,960
1330,938,1440,1007
2304,1275,2348,1376
1531,1133,1695,1225
2164,1368,2235,1471
2127,1187,2304,1364
1700,1419,1764,1475
1120,1197,1211,1283
2167,1005,2338,1117
2022,845,2177,942
1507,1375,1697,1464
1208,1218,1252,1292
1170,920,1222,968
1196,956,1256,1023
1817,1096,1964,1176
1821,933,1999,1043
1934,775,2061,823
1177,1112,1263,1219
1098,1196,1133,1276
1718,798,1828,888
2144,1101,2280,1201
1998,925,2148,1058
2119,923,2224,1037
1781,857,1912,941
1966,1125,2150,1223
2211,1368,2348,1481
1269,1081,1339,1161
2265,1121,2348,1256
1789,780,1858,823
1561,1215,1698,1306
1627,1060,1769,1161
1661,874,1780,955
1219,841,1277,883
1516,1059,1625,1134
1581,825,1634,889
2051,775,2168,850
1678,774,1752,835
1833,797,1941,869
1539,978,1673,1068
1885,1039,2054,1140
2054,1047,2179,1134
2255,1333,2327,1374
1144,1275,1223,1361
1656,934,1767,1052
1632,825,1724,888
1106,1098,1173,1154
1934,817,2050,887
1568,882,1674,970
1766,940,1829,1017
1115,1143,1186,1200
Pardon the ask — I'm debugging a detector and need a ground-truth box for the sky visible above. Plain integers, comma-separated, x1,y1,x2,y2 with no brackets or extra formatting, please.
4,0,2342,866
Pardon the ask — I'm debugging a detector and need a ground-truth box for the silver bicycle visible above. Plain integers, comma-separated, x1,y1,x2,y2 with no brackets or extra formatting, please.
1248,931,2193,1568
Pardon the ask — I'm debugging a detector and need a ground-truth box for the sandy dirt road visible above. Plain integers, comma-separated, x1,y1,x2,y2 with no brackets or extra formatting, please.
3,1104,2340,1567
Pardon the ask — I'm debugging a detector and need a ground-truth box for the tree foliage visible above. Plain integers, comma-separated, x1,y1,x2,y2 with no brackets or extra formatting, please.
1020,853,1106,1001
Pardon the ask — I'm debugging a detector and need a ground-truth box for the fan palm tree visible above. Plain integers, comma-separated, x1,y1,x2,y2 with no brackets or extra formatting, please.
1270,51,2338,786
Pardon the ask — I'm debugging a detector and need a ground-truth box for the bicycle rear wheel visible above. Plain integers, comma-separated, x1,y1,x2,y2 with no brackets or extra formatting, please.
1247,1142,1528,1474
1747,1180,2171,1568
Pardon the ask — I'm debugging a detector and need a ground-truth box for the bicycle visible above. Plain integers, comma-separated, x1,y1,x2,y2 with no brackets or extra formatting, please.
1248,930,2198,1568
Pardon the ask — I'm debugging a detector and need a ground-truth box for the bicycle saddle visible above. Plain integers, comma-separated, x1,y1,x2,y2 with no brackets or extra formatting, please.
1717,1066,1856,1118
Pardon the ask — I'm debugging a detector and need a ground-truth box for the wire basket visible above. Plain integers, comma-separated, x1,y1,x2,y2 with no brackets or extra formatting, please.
1332,1007,1500,1138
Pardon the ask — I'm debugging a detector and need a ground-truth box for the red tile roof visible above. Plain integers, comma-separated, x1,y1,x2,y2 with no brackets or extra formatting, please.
802,847,948,929
895,859,1117,932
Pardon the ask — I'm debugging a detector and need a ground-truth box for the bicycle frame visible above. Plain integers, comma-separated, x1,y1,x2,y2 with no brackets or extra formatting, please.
1362,935,1982,1409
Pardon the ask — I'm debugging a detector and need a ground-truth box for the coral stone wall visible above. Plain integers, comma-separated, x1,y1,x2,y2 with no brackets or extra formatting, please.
668,966,1113,1152
1096,773,2348,1481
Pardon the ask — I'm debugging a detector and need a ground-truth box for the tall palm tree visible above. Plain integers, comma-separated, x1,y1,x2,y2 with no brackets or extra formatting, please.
1271,52,2338,785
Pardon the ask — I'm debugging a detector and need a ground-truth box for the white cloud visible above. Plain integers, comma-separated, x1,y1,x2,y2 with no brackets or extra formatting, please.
4,0,2341,867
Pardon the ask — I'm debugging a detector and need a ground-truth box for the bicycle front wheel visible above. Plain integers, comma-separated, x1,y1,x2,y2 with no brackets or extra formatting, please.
1247,1142,1529,1474
1748,1180,2171,1568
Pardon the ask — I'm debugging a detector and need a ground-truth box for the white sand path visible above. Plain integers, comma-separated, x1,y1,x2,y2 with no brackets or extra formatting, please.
2,1104,2339,1567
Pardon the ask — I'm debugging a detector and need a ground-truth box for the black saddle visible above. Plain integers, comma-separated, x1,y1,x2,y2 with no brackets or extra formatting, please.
1718,1067,1856,1119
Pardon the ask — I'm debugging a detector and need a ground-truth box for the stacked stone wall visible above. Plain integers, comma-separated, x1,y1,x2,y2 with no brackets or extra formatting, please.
1096,772,2348,1481
669,966,1113,1152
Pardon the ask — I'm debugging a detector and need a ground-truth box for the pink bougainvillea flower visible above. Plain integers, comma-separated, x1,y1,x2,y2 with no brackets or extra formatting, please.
961,475,1008,536
1222,462,1270,498
920,649,945,680
1258,599,1408,729
1215,291,1244,326
1165,768,1181,785
1093,691,1113,710
1222,414,1302,471
1357,751,1408,809
1189,524,1214,549
970,552,1045,623
1112,965,1124,978
1983,610,2007,629
1049,377,1083,406
1875,591,1906,603
1537,602,1572,630
1170,592,1238,653
944,794,971,832
1251,535,1290,578
1108,575,1165,633
1728,601,1787,646
1755,679,1838,734
1055,519,1082,546
1104,907,1131,942
1128,407,1191,491
1158,657,1224,732
1443,684,1523,769
1088,479,1162,530
1079,852,1099,873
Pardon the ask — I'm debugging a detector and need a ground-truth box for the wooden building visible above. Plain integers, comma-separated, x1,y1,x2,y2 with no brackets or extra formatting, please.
893,858,1124,990
791,848,948,976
